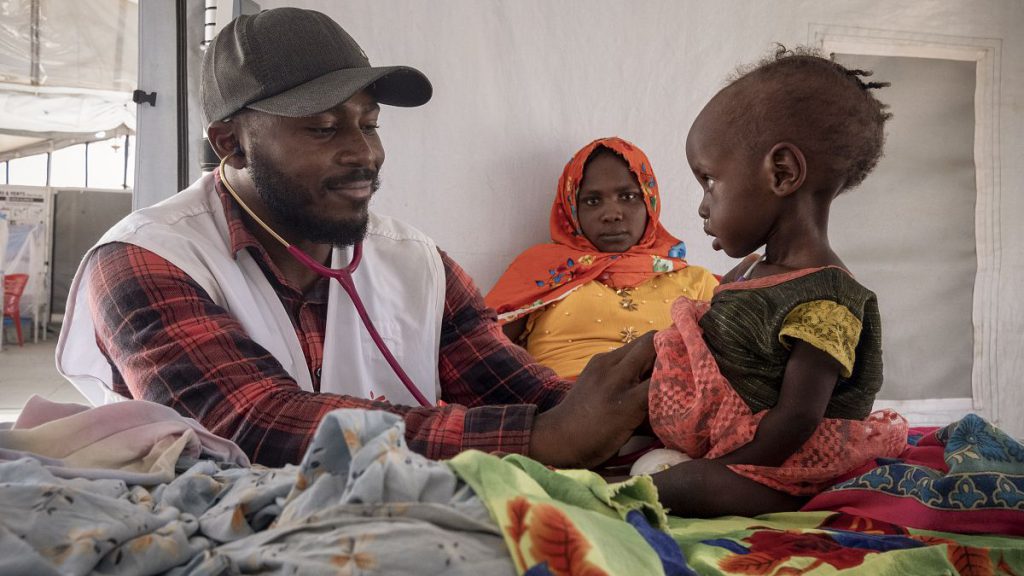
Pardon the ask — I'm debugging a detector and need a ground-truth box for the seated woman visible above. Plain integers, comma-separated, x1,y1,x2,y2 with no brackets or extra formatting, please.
486,137,718,378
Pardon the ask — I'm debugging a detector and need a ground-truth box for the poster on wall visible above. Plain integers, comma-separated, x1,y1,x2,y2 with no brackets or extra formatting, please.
0,212,6,350
0,187,51,227
0,212,7,278
0,186,53,342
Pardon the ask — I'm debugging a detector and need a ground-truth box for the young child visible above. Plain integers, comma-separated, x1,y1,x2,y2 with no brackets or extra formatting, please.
636,48,909,518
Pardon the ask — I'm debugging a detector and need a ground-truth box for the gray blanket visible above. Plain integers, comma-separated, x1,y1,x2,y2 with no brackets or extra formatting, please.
0,409,514,575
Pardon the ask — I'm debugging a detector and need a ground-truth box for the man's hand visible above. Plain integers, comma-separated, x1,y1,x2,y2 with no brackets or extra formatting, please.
528,332,655,468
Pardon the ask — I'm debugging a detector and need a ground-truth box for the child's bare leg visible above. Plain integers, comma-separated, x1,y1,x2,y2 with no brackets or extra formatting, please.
651,459,807,518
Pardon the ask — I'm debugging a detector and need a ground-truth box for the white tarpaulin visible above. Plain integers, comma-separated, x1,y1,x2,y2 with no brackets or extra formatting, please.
0,84,134,136
0,0,137,159
246,0,1022,435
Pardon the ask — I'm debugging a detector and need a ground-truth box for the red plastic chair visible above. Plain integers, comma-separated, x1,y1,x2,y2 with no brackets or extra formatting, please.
3,274,29,347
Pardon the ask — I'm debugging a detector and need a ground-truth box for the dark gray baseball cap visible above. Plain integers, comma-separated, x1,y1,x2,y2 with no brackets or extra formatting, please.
201,7,432,124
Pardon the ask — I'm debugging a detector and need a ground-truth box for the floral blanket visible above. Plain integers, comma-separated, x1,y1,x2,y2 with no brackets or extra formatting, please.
453,414,1024,575
448,450,683,575
3,404,1022,575
669,511,1024,575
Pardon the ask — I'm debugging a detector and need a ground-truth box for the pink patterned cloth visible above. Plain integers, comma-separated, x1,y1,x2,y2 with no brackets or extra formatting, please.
1,395,249,483
649,297,908,496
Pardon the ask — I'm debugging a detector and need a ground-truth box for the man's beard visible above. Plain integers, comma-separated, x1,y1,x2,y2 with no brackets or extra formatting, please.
246,149,380,246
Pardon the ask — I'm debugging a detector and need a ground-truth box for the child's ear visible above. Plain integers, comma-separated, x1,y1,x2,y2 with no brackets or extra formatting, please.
763,142,806,197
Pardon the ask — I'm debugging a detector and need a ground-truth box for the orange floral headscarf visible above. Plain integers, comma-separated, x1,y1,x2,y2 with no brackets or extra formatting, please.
485,137,689,322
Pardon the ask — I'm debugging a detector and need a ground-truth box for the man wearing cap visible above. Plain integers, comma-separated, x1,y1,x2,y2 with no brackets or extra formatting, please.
57,7,651,469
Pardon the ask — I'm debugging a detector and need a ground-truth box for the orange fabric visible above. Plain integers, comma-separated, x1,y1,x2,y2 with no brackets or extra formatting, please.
485,137,689,321
649,295,908,496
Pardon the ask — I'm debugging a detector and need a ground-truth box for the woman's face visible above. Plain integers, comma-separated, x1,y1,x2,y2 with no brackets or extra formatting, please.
576,151,649,253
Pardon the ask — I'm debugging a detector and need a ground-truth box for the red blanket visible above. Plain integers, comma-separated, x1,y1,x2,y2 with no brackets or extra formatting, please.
804,416,1024,536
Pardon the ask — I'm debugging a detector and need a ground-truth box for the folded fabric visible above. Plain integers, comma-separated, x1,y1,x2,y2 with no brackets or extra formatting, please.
0,408,514,576
448,450,677,575
804,413,1024,536
0,395,249,483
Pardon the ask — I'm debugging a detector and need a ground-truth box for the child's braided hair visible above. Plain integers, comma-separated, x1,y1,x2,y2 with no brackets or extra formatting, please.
726,45,892,192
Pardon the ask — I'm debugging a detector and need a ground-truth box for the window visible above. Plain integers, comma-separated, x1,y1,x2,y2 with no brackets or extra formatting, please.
87,137,132,189
7,154,48,186
50,144,87,188
1,136,135,190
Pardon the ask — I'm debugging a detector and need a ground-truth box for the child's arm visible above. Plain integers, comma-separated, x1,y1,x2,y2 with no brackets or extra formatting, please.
713,340,841,466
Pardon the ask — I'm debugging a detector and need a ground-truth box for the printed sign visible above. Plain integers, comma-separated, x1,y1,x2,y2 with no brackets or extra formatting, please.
0,187,51,226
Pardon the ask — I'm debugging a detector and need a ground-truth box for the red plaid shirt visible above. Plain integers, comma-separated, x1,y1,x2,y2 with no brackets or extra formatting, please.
86,176,568,466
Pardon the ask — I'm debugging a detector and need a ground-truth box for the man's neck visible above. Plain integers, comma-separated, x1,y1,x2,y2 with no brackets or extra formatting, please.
218,167,332,294
256,227,331,294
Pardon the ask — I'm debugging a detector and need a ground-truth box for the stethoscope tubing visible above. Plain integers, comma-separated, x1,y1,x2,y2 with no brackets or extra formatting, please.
218,153,432,407
286,245,431,407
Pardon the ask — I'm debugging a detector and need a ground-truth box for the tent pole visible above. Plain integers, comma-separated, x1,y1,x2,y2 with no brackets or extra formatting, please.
123,134,130,189
175,0,189,192
30,0,41,86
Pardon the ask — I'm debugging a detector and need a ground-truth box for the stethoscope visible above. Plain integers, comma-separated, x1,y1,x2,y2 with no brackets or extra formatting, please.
218,152,432,407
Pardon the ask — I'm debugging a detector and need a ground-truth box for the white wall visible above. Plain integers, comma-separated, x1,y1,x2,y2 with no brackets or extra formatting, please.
254,0,1024,433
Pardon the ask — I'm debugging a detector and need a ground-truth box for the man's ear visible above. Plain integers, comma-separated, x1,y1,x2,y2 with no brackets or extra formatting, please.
763,142,806,197
206,120,246,168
